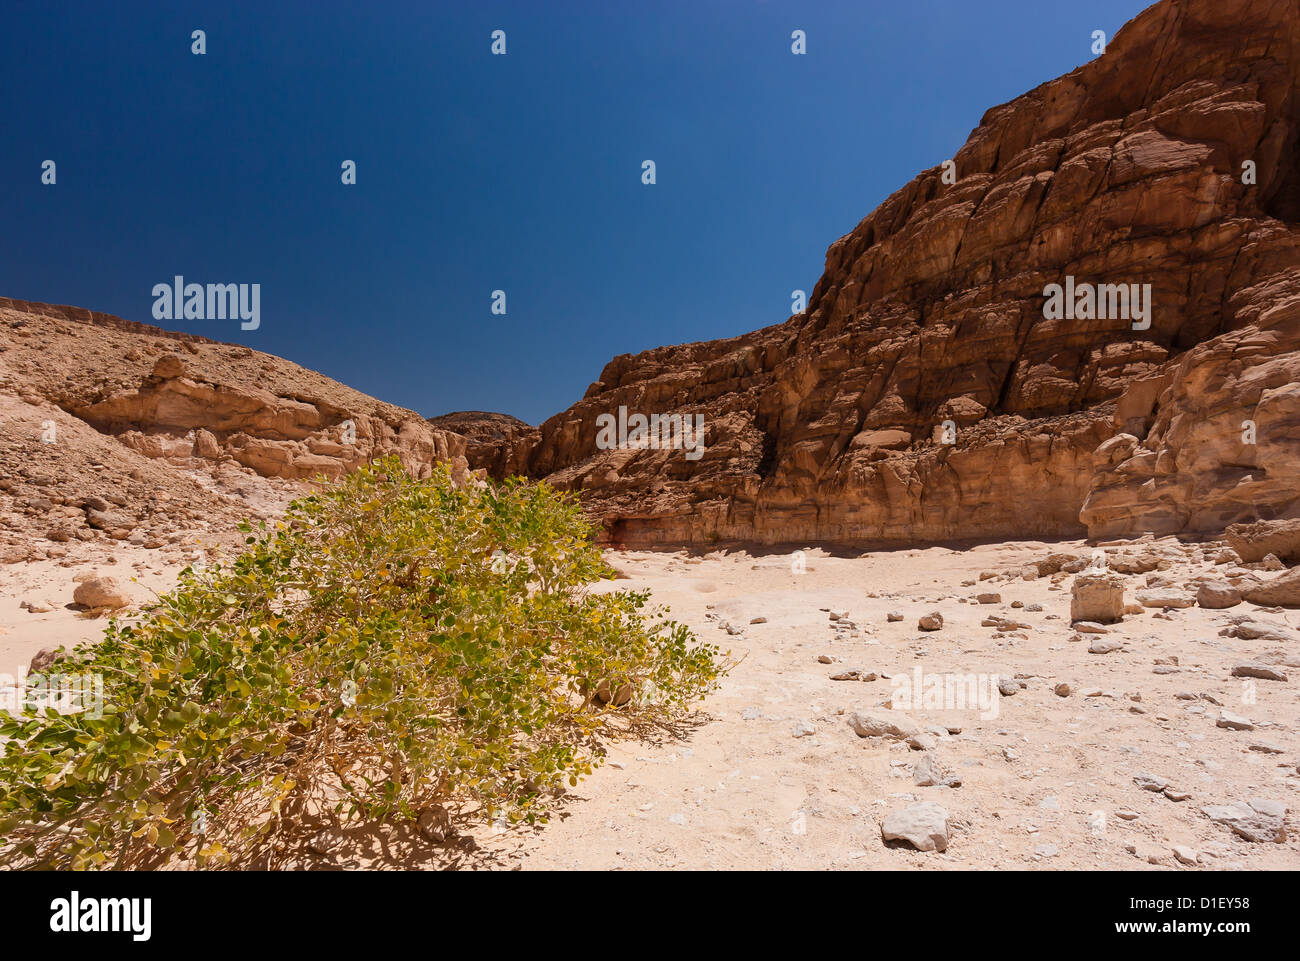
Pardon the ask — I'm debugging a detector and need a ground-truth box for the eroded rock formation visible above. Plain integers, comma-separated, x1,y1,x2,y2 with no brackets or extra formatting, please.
0,297,468,560
427,411,534,480
498,0,1300,546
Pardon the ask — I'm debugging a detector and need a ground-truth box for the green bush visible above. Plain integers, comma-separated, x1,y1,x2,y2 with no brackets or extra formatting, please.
0,457,724,869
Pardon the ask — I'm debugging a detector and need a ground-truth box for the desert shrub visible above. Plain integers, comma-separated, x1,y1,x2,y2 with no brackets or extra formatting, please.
0,457,723,869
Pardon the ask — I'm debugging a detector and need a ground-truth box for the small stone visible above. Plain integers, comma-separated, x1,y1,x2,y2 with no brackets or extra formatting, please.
791,720,816,738
1133,772,1168,792
1248,742,1284,754
1054,682,1071,697
849,712,921,740
1073,621,1109,634
595,680,635,705
887,611,904,622
1172,845,1198,865
880,802,950,852
28,647,66,673
1136,589,1195,608
1216,710,1254,731
912,754,960,787
976,592,1001,604
417,805,453,843
1231,662,1288,682
918,612,944,631
1088,638,1123,654
998,677,1019,697
308,829,344,855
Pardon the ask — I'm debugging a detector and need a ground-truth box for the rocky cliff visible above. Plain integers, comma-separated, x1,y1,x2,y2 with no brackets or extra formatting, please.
427,410,534,480
0,297,468,562
501,0,1300,547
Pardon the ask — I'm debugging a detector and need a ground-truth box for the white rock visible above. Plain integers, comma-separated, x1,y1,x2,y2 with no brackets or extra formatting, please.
1201,799,1287,843
881,802,950,852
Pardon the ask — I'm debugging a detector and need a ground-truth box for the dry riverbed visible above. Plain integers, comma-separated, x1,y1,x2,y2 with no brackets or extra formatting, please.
2,537,1297,870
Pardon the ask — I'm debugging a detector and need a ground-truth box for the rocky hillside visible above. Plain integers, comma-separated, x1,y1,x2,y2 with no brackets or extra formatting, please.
0,297,468,564
496,0,1300,547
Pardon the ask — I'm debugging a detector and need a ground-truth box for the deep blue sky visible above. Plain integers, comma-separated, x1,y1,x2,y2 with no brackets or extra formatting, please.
1,0,1152,424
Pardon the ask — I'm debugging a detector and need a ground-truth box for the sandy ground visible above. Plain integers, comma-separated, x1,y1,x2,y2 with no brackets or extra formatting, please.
0,544,208,679
2,538,1297,870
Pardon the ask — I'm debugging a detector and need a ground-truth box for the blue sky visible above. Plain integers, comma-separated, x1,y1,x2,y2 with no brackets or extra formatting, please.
0,0,1152,424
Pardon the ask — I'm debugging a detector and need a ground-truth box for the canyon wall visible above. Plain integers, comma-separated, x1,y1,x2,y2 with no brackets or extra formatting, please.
502,0,1300,546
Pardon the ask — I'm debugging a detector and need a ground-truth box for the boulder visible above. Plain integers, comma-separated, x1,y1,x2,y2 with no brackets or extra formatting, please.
1071,573,1126,624
1241,568,1300,607
1225,519,1300,564
72,575,132,610
1197,580,1241,609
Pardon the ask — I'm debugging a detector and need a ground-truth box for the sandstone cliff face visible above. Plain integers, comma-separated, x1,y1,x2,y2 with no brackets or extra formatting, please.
507,0,1300,546
0,298,468,560
427,411,535,480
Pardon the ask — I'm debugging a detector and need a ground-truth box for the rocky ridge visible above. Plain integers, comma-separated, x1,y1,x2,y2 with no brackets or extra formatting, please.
0,297,468,562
